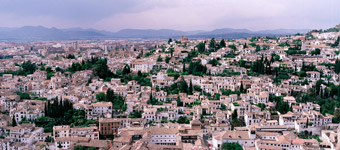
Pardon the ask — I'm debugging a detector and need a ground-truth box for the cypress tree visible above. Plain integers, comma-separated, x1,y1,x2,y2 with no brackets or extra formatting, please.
148,93,153,105
209,38,216,51
188,80,193,95
12,116,17,127
240,82,244,93
270,56,274,63
336,59,340,74
182,63,186,72
220,39,226,48
44,103,47,116
232,109,238,119
47,100,51,117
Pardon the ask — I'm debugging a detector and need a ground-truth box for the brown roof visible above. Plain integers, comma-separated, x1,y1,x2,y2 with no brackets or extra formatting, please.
150,127,179,135
216,131,250,140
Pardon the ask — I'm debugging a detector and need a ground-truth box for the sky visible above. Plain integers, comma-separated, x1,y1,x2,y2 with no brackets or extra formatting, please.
0,0,340,32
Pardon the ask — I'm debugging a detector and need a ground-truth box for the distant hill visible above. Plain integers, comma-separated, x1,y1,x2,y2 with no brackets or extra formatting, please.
0,26,104,41
257,29,310,35
0,26,310,41
196,28,252,35
110,29,187,38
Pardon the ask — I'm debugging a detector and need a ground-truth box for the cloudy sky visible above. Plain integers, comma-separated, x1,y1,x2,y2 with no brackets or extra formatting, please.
0,0,339,31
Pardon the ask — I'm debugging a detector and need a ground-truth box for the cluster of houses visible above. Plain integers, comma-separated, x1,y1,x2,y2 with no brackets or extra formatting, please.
0,26,340,150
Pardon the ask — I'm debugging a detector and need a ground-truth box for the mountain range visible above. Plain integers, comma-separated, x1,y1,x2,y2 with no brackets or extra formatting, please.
0,26,310,41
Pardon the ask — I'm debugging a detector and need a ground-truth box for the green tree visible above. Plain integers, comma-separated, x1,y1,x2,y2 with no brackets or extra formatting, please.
169,48,174,57
122,64,131,75
220,39,226,48
232,109,238,119
177,116,190,124
188,80,193,95
12,116,17,127
221,104,226,110
106,89,115,102
182,63,186,72
209,38,216,51
240,82,245,93
335,59,340,74
157,55,163,62
256,45,261,52
187,61,207,76
96,92,106,102
94,59,113,79
57,142,62,148
165,56,171,63
168,38,173,44
196,42,206,53
74,145,86,150
129,110,143,118
208,58,220,66
66,54,75,59
228,44,237,51
221,143,243,150
179,77,189,94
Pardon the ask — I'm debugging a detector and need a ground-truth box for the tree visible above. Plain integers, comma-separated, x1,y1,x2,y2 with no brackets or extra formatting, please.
335,109,340,118
240,82,244,93
256,103,266,111
88,147,97,150
187,61,207,76
209,38,216,51
333,109,340,123
275,100,291,114
232,109,238,119
165,56,171,63
168,38,173,44
177,116,190,124
335,59,340,74
193,85,202,92
331,37,340,48
214,93,220,100
315,48,321,55
96,92,106,102
74,145,86,150
129,110,143,118
221,143,243,150
256,45,261,52
182,63,186,72
221,104,226,110
12,116,17,127
148,93,157,105
157,55,163,62
208,58,220,66
57,142,62,148
179,77,189,94
169,48,174,57
188,80,193,95
16,92,31,100
94,59,113,79
106,89,115,102
122,64,131,75
228,44,237,52
315,80,323,97
196,42,206,53
177,96,183,107
220,39,226,48
243,43,248,48
66,54,75,59
55,67,62,72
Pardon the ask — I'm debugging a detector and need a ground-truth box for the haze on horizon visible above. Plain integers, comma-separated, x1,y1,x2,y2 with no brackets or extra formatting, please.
0,0,340,32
